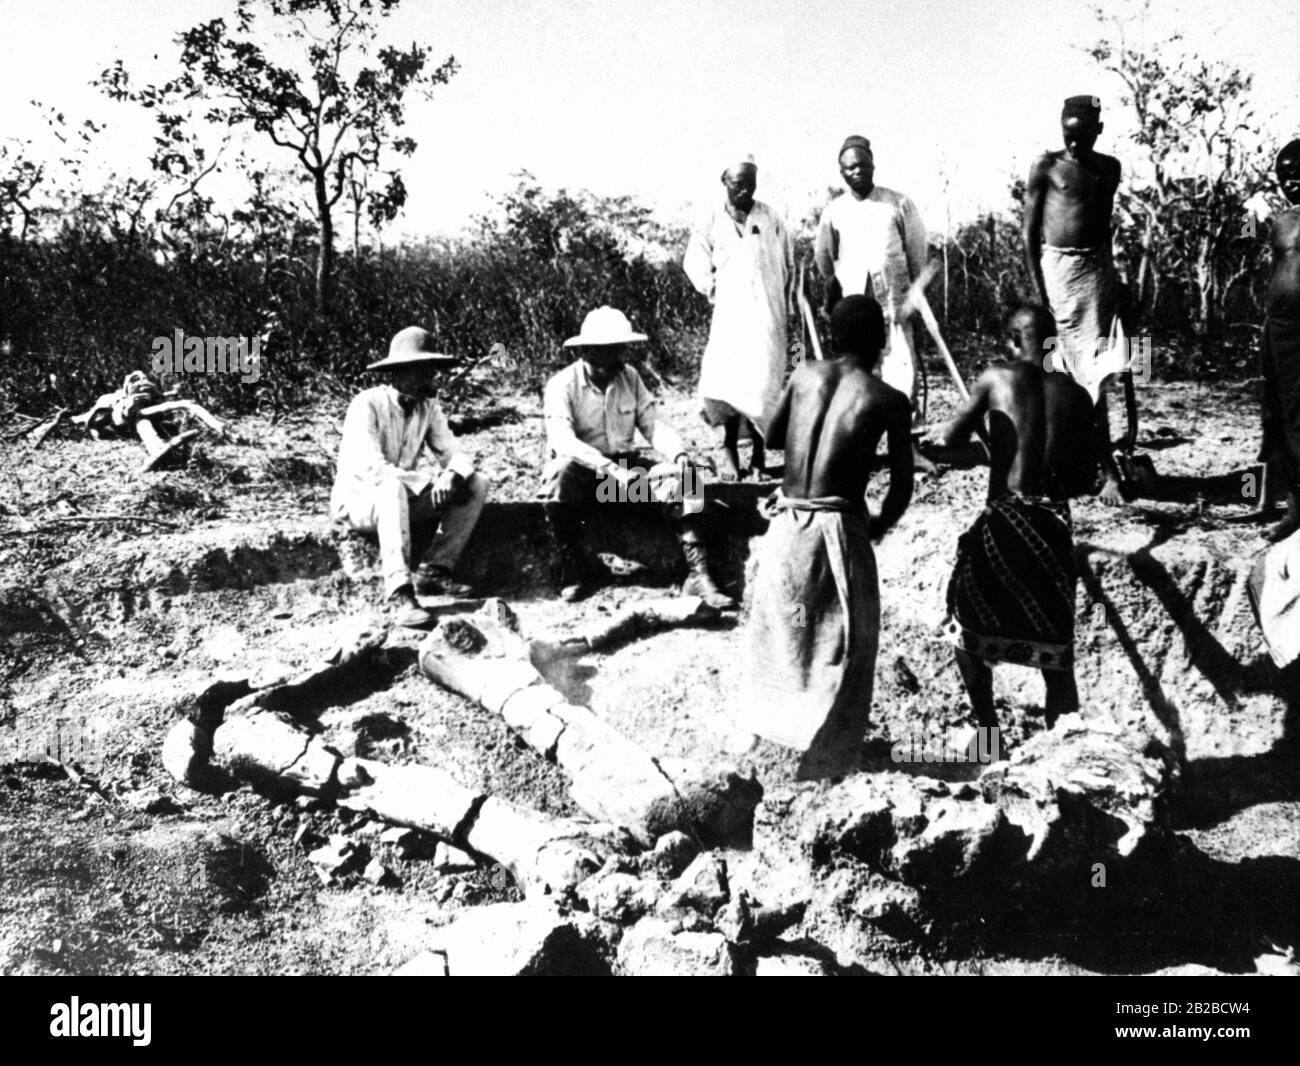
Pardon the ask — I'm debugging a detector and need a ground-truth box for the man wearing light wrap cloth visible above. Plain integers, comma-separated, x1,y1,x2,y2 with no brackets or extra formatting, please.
1023,95,1130,505
683,153,794,480
733,295,913,779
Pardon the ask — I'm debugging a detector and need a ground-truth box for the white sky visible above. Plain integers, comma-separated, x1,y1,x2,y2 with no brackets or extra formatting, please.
2,0,1297,239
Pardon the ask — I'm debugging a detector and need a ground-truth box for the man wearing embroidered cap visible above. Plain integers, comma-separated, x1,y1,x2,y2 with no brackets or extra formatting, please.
541,306,733,606
683,153,794,479
815,135,931,468
330,325,490,628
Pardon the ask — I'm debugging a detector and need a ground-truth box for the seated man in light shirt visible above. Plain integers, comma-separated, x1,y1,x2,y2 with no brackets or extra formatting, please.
330,326,489,628
542,306,733,607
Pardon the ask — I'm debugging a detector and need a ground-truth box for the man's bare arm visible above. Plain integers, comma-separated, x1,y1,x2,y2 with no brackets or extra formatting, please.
764,378,794,450
941,373,992,448
871,398,914,538
813,209,837,281
1022,156,1051,304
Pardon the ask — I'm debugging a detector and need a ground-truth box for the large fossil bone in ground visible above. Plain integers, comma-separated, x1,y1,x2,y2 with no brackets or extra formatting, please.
206,705,629,896
418,598,761,847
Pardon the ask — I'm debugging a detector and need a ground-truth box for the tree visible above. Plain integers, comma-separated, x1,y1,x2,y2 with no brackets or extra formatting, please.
1086,1,1272,342
100,0,456,313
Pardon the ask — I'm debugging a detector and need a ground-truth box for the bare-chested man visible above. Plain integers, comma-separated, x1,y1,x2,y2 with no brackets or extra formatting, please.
1260,139,1300,543
934,304,1099,729
1023,95,1133,505
734,295,913,779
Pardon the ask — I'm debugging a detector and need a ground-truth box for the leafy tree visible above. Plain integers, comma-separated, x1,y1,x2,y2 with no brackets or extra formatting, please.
1086,1,1272,343
100,0,456,313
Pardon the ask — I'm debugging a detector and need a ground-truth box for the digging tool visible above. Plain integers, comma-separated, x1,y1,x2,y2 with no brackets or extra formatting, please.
896,262,988,461
136,422,200,474
795,262,825,362
899,261,968,402
137,400,226,438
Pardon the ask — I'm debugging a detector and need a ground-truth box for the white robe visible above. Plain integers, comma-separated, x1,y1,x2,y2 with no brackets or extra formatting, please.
683,200,793,432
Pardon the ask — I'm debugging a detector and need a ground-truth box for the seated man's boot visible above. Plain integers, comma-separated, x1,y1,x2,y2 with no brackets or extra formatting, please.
546,503,602,602
1267,491,1300,543
414,560,475,598
679,530,736,610
388,584,434,629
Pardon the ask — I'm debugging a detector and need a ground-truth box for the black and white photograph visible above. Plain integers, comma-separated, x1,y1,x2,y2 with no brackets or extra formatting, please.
0,0,1298,1025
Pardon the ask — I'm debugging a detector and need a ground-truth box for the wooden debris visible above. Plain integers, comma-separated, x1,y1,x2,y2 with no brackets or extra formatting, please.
29,408,67,450
0,514,179,538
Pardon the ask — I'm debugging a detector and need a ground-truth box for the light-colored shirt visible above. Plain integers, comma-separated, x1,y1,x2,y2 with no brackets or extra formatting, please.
543,360,687,471
330,384,475,517
814,185,927,316
683,199,793,428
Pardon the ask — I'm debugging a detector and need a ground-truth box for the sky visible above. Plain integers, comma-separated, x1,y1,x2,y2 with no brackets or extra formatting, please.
2,0,1298,241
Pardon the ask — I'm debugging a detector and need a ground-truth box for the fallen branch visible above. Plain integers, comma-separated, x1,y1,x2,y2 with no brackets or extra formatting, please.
29,408,67,450
42,754,114,804
1,514,179,537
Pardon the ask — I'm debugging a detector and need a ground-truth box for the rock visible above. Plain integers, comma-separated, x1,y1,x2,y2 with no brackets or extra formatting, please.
1254,948,1300,976
308,835,369,884
756,954,832,977
650,830,698,878
122,786,183,815
714,891,753,943
379,825,423,858
979,715,1172,862
658,853,729,916
576,869,659,923
1150,963,1235,976
424,901,611,976
618,918,737,976
161,719,211,787
379,825,414,846
363,859,393,886
646,758,764,848
433,842,477,873
320,708,408,759
390,950,448,976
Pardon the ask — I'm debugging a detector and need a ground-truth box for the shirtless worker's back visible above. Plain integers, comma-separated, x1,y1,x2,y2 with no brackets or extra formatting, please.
734,295,913,779
1023,95,1133,504
937,305,1099,728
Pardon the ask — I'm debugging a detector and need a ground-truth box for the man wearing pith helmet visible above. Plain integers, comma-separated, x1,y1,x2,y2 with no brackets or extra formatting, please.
541,305,733,607
330,326,490,628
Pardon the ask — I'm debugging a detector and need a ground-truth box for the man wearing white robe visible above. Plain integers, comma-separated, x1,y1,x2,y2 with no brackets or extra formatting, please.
684,155,794,479
815,134,930,458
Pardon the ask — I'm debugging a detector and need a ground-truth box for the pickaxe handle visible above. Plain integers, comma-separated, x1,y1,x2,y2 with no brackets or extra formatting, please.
900,262,968,401
796,263,825,361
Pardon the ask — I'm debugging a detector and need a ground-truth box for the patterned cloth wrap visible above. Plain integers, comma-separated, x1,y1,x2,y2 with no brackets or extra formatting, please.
943,493,1078,671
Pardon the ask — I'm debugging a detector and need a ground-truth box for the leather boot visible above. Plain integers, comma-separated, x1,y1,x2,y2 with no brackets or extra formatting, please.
679,530,735,609
546,503,601,602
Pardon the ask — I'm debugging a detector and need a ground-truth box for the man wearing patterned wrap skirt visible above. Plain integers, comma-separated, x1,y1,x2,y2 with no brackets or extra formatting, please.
932,304,1100,728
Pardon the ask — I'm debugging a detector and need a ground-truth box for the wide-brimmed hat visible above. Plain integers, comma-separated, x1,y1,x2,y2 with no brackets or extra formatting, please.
563,306,647,348
367,326,460,370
